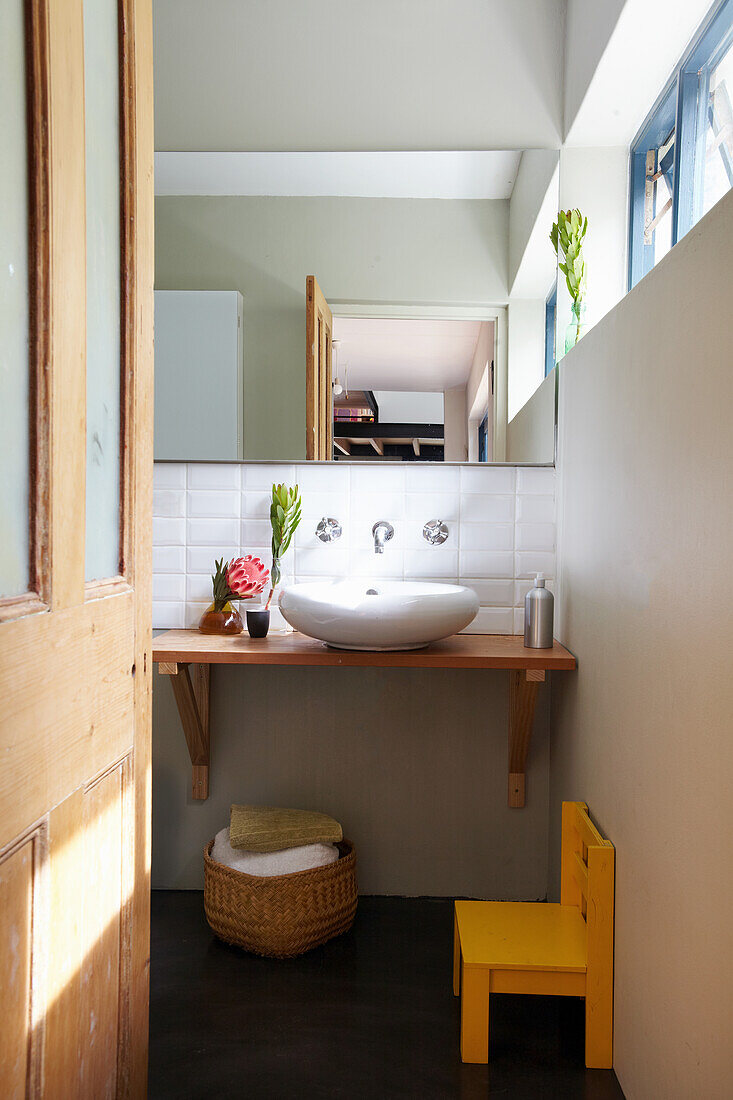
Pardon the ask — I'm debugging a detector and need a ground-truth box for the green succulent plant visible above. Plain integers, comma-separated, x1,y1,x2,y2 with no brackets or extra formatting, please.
268,483,302,600
550,209,588,347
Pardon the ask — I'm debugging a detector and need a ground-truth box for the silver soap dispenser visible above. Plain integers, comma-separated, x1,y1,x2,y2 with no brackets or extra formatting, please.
524,573,554,648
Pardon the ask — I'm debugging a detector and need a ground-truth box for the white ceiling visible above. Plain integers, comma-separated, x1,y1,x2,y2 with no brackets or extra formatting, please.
153,0,564,152
154,151,523,199
331,317,483,392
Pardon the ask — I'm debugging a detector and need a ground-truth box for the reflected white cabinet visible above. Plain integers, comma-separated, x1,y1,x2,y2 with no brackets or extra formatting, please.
154,290,243,460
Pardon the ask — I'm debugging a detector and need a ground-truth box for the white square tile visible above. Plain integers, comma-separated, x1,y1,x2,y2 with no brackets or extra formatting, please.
461,494,515,524
242,489,272,518
459,523,514,552
350,465,406,494
349,547,403,579
405,492,460,524
153,517,185,546
460,606,514,634
404,549,458,579
186,518,240,546
186,573,213,601
515,523,555,552
460,578,515,606
153,462,186,490
295,463,350,493
153,489,185,518
153,546,185,573
185,601,209,629
186,546,239,573
459,550,514,578
405,465,460,492
241,518,273,548
516,467,555,494
244,464,296,489
513,608,525,634
152,601,185,629
460,466,515,494
152,574,185,601
515,551,556,578
187,490,240,519
516,494,554,523
294,546,349,577
187,463,241,490
350,490,405,522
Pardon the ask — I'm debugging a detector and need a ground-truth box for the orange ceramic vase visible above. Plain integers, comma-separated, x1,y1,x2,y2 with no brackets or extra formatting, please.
198,601,243,635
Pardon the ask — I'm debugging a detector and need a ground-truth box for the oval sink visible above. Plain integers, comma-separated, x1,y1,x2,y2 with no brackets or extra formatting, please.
279,580,479,651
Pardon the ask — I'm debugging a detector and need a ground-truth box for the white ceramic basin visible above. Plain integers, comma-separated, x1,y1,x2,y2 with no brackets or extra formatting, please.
279,580,479,651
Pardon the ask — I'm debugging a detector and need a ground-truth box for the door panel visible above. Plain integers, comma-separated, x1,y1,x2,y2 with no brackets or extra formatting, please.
0,0,153,1094
305,275,333,460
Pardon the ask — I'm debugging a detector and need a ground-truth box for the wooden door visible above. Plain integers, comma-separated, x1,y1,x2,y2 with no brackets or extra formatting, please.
0,0,153,1096
305,275,333,460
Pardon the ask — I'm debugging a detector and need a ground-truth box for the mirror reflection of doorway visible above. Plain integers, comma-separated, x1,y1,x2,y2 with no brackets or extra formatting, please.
329,315,495,462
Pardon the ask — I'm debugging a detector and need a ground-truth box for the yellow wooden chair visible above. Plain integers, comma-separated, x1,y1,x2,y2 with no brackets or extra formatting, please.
453,801,615,1068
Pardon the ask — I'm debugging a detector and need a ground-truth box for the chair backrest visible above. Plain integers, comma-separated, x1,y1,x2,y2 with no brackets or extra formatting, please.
560,801,615,987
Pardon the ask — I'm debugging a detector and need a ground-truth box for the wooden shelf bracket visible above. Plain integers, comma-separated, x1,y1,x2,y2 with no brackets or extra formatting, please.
508,668,545,808
159,662,211,799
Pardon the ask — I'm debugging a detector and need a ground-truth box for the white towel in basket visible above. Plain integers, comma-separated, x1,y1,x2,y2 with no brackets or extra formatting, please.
211,827,340,877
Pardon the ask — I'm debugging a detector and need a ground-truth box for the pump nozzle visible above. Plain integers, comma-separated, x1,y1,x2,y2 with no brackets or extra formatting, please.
534,572,546,587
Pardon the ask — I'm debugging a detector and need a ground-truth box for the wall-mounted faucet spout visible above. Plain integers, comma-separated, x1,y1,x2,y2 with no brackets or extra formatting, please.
372,521,394,555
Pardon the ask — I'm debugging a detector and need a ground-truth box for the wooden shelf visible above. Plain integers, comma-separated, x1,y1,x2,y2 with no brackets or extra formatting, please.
154,630,576,808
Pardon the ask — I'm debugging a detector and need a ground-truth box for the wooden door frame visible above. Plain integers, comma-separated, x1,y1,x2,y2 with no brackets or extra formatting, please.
328,301,508,462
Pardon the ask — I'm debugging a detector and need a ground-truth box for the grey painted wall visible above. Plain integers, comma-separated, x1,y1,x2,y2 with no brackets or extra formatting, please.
155,196,509,459
153,663,551,898
550,190,733,1097
153,0,564,151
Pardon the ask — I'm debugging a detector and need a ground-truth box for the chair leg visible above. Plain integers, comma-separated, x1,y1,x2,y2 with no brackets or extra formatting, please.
585,992,613,1069
453,913,460,996
460,966,491,1063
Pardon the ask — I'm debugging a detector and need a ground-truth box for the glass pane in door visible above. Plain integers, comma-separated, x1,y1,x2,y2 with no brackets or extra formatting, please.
84,0,122,581
0,0,31,598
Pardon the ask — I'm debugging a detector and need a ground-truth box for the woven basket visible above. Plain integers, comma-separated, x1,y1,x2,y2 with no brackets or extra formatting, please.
203,838,357,958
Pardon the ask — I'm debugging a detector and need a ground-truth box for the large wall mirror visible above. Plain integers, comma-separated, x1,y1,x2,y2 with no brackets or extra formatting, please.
154,150,559,464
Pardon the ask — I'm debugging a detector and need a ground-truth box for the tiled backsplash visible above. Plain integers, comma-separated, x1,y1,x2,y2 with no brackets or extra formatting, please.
153,462,556,633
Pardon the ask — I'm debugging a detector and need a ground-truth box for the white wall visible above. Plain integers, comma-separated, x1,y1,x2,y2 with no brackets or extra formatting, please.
565,0,715,145
508,149,559,293
507,299,546,422
557,147,629,339
443,386,468,461
156,197,508,459
153,0,564,151
563,0,626,139
506,370,555,464
551,190,733,1098
465,322,493,461
372,391,443,424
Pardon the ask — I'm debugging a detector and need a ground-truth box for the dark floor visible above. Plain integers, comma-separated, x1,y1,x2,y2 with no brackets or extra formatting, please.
149,892,625,1100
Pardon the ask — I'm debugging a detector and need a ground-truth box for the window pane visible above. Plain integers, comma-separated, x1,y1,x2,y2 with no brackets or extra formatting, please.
0,0,31,598
84,0,122,581
702,42,733,219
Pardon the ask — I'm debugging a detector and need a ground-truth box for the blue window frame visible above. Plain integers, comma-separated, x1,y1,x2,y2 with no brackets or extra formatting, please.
544,283,557,378
629,0,733,289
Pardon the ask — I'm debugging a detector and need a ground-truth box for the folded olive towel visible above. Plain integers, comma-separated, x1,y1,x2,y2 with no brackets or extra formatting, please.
229,805,343,852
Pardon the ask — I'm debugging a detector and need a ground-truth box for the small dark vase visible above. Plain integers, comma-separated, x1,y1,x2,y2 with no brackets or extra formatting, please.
246,609,270,638
198,601,243,635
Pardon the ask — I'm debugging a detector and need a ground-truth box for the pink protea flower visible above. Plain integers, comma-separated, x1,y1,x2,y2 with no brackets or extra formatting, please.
226,555,270,599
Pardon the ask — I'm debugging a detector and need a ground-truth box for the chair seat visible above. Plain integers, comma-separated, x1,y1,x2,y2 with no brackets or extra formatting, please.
455,900,587,973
